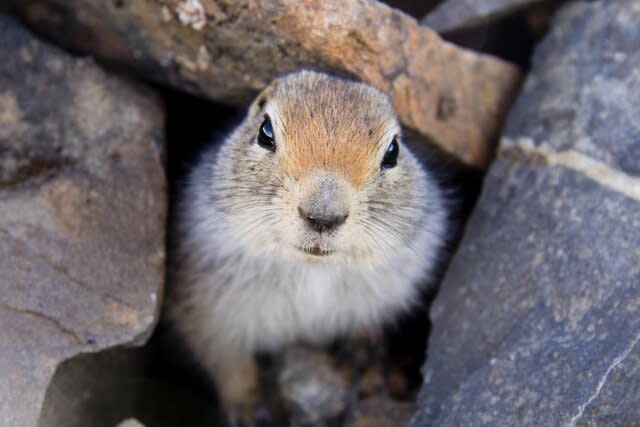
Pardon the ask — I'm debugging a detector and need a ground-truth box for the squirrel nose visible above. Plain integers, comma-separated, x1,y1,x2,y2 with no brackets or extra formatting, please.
298,206,348,233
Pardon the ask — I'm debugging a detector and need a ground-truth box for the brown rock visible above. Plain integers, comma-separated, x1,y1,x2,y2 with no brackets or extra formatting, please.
6,0,521,168
0,14,165,426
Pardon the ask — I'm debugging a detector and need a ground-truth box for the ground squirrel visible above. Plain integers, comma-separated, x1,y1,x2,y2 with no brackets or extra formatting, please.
169,70,447,424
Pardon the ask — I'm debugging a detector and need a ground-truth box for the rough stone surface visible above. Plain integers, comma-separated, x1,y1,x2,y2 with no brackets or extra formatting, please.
422,0,544,33
4,0,521,168
278,346,350,426
503,1,640,177
412,1,640,426
0,14,166,427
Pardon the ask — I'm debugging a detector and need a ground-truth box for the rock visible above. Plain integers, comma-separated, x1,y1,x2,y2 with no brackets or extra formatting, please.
411,1,640,426
38,348,148,427
350,396,415,427
278,346,350,426
4,0,521,168
273,336,419,426
115,418,146,427
421,0,544,33
0,14,166,426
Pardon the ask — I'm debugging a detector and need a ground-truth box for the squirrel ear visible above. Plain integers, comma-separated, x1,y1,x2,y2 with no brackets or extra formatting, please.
249,80,279,116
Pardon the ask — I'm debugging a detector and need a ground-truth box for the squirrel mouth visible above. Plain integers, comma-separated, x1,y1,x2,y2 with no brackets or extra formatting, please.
298,245,334,256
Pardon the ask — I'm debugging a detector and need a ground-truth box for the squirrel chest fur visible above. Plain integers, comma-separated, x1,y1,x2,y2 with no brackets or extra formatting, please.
169,70,446,422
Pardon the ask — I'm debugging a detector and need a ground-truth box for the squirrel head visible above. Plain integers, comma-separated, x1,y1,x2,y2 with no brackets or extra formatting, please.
199,70,444,267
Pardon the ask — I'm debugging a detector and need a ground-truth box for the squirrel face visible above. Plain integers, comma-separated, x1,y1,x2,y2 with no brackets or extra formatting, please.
208,71,433,267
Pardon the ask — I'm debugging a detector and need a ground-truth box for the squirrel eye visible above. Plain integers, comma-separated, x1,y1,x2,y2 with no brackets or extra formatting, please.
258,116,276,152
381,137,399,169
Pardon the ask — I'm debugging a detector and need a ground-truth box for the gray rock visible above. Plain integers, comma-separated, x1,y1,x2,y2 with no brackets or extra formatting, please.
412,1,640,426
38,348,148,427
115,420,146,427
279,346,349,426
0,14,166,426
421,0,544,33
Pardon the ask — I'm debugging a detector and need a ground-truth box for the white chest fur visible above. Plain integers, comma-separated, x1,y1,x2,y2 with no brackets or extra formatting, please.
178,241,429,355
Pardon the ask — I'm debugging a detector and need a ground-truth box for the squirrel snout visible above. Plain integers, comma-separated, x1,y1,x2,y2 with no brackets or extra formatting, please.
298,206,348,233
298,173,350,234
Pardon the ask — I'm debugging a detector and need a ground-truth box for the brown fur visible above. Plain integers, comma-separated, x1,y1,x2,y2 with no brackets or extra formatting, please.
258,72,397,186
